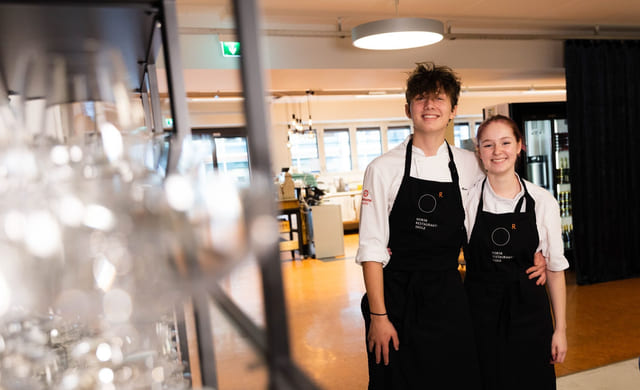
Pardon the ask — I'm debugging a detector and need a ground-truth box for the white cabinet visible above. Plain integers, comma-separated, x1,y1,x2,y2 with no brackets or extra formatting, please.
311,205,345,259
322,190,362,231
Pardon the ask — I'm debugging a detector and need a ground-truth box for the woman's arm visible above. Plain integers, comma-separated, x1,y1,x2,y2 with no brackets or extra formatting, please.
362,261,399,366
546,269,567,363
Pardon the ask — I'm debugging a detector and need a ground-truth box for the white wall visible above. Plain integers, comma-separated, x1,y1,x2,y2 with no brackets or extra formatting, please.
171,90,565,179
156,29,567,179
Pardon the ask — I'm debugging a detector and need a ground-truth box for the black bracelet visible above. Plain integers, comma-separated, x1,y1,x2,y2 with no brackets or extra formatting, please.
370,312,387,316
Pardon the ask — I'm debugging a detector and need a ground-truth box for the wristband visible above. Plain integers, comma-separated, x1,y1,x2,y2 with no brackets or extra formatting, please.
370,312,387,316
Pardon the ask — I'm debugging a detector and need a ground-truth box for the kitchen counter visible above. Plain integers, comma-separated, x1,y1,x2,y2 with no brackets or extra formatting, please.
321,190,362,231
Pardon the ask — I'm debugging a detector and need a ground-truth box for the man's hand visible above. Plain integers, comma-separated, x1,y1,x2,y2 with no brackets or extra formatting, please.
526,251,547,285
368,315,400,365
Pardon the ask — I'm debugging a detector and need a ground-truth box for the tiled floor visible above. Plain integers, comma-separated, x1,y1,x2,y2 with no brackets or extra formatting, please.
211,233,640,389
557,358,640,389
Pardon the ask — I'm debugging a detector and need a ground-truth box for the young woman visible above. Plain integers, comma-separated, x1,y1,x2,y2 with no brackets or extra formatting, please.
464,115,568,390
356,64,547,389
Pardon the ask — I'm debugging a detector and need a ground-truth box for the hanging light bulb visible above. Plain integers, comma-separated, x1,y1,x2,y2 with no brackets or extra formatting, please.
285,102,294,134
306,90,314,131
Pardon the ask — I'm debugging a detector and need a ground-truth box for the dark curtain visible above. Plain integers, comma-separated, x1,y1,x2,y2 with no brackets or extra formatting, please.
565,40,640,284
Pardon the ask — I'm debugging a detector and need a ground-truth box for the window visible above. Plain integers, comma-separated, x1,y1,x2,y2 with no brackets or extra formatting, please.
453,123,470,147
356,127,382,170
324,128,352,172
289,131,320,173
190,133,251,186
188,134,216,170
387,126,411,150
214,137,250,185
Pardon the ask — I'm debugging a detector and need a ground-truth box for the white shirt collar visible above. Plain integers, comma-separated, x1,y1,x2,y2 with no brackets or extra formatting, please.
404,136,448,157
484,173,525,203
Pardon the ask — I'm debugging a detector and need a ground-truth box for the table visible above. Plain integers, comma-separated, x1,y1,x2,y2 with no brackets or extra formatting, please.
279,200,304,259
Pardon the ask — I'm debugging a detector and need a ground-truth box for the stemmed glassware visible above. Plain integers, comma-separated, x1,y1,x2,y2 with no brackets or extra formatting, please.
0,41,251,389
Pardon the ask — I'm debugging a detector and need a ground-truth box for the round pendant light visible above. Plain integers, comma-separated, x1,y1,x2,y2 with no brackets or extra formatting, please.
351,17,444,50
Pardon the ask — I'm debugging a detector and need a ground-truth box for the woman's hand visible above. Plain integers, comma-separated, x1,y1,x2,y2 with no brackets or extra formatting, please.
547,269,567,364
368,315,400,366
550,329,567,364
526,251,547,285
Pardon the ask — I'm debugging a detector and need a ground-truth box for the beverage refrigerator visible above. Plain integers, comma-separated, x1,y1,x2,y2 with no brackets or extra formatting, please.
483,102,574,260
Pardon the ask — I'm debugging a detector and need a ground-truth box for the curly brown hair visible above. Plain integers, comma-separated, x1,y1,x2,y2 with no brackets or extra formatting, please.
405,62,461,108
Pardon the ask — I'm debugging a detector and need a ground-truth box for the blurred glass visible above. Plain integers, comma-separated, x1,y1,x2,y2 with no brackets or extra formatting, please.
0,42,251,389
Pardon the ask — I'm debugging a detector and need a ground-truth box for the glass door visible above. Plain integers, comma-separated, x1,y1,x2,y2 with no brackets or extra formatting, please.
553,119,573,252
523,119,554,194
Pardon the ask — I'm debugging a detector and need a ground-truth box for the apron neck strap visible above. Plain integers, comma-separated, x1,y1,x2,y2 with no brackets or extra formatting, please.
445,140,460,186
516,177,536,213
479,176,536,214
403,137,414,177
477,178,487,215
403,137,459,186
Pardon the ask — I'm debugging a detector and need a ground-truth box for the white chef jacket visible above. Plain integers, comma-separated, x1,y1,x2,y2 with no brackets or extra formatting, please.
355,136,484,266
464,175,570,271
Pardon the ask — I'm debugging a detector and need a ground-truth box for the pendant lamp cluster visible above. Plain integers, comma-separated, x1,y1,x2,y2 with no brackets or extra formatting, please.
351,0,444,50
287,90,315,136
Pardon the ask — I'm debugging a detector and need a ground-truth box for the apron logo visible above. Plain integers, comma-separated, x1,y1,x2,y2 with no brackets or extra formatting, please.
512,223,516,230
417,193,437,213
438,191,443,198
491,227,511,247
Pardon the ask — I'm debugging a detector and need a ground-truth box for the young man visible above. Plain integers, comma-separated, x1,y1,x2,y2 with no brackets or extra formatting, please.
356,63,546,389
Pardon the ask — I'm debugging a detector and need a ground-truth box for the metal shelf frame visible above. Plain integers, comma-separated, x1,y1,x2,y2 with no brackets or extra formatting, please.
0,0,320,388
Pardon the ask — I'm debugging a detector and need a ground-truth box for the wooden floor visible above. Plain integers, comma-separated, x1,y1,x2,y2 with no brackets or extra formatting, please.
211,233,640,390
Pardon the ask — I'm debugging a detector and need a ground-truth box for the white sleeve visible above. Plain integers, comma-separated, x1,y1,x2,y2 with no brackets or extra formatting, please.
355,161,392,266
463,179,483,243
452,147,484,194
535,191,570,271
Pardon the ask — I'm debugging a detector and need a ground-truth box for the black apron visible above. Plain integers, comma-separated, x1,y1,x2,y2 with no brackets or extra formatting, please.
362,138,481,390
464,178,556,390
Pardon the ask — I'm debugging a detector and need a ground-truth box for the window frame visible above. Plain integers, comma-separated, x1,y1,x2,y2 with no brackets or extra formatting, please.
355,126,383,171
288,129,321,173
323,127,352,173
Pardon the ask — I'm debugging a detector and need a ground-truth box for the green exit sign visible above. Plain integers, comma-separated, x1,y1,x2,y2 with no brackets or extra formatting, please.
164,117,173,128
220,41,241,57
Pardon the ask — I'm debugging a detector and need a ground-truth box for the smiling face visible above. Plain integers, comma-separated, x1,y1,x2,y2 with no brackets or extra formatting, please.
403,63,461,138
405,90,457,135
477,120,522,177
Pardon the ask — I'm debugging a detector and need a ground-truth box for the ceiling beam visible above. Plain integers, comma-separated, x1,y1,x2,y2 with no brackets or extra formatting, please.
179,24,640,41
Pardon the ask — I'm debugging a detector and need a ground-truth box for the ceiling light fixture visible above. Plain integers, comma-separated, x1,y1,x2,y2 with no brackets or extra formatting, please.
352,17,444,50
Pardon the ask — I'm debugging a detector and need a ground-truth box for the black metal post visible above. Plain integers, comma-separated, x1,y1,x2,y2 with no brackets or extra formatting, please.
231,1,292,388
159,0,190,173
